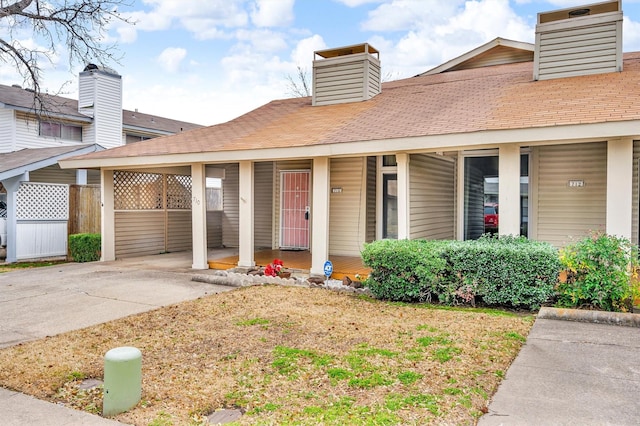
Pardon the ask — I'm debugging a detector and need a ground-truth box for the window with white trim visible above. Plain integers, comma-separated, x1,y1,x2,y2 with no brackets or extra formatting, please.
39,121,83,141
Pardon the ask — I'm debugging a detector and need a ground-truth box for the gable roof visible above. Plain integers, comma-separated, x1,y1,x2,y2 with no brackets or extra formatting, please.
0,83,202,134
60,51,640,169
0,144,104,181
420,37,534,75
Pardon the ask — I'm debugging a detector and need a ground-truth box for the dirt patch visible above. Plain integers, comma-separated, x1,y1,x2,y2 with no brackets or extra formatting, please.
0,285,533,425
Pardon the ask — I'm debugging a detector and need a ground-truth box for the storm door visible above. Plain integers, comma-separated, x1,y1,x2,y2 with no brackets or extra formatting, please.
280,170,310,249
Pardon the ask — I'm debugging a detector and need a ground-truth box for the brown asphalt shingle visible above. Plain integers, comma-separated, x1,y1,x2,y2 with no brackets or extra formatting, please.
68,52,640,162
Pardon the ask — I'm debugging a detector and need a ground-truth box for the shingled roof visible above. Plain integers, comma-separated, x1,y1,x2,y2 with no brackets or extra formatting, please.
62,51,640,164
0,83,202,134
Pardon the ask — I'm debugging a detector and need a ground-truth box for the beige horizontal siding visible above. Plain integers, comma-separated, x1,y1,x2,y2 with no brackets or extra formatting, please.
451,46,533,71
534,142,606,247
536,21,619,80
313,56,380,105
254,162,274,248
409,154,456,240
222,163,239,248
115,211,165,257
329,157,366,256
366,157,376,243
207,211,223,248
167,210,192,252
633,141,640,245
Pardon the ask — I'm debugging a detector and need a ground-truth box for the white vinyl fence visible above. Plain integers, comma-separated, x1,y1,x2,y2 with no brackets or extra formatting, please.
15,182,68,260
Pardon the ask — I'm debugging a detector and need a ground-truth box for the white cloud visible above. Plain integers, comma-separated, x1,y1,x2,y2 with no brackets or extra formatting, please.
365,0,534,78
335,0,385,6
250,0,295,27
623,16,640,52
116,25,138,44
157,47,187,73
362,0,464,32
291,35,327,66
235,29,289,52
120,0,249,41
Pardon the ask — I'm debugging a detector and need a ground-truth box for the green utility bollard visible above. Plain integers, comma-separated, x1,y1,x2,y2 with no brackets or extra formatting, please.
103,346,142,417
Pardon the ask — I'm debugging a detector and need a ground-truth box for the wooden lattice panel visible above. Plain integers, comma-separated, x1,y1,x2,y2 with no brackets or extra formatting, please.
114,171,163,210
167,175,192,210
16,182,69,220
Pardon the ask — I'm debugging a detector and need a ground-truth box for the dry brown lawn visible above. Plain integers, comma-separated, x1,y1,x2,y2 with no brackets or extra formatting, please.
0,285,533,425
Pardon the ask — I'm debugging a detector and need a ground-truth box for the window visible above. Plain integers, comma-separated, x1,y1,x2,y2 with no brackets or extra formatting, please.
39,121,82,141
206,177,223,211
463,152,529,240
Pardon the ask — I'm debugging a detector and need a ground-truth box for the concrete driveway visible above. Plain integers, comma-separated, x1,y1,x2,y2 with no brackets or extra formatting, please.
0,252,232,348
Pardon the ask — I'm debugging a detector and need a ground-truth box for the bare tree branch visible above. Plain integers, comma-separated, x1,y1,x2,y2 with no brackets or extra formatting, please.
0,0,134,117
285,65,311,98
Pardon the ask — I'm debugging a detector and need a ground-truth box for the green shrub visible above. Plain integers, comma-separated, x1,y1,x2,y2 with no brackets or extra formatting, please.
362,236,560,310
557,232,638,312
439,235,560,310
68,233,101,262
361,239,447,302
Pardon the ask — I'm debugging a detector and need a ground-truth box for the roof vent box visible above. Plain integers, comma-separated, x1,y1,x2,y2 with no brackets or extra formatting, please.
312,43,381,106
534,0,622,80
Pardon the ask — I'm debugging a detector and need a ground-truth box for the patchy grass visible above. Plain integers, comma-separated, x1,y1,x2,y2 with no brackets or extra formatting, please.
0,285,533,425
0,260,67,273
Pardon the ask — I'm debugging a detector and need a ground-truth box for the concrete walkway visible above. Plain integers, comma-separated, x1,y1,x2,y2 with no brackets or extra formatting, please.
0,252,233,424
479,312,640,426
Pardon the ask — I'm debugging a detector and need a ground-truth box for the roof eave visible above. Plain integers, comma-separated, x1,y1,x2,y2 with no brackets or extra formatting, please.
58,120,640,170
1,103,93,123
0,144,105,180
122,124,174,136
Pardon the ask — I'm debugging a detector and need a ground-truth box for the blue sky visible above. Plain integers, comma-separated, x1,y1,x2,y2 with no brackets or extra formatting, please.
3,0,640,126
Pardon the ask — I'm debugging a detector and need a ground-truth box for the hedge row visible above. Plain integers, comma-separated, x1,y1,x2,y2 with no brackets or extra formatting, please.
69,233,101,262
361,235,560,310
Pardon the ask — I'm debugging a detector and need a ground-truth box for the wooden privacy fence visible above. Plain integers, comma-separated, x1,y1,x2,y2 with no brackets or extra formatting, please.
68,184,101,236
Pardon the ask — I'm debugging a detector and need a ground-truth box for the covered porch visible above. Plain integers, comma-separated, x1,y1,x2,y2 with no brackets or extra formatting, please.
208,248,370,281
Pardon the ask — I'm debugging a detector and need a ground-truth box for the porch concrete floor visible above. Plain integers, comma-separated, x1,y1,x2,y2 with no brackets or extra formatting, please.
208,248,370,280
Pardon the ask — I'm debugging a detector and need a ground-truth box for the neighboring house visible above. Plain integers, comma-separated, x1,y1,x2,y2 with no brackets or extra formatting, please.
61,1,637,276
0,65,202,262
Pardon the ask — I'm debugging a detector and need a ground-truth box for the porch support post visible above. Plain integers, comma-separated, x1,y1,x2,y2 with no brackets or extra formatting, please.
238,161,255,268
311,157,330,276
191,163,208,269
498,144,521,236
396,153,409,240
2,174,26,263
101,169,116,261
606,138,633,239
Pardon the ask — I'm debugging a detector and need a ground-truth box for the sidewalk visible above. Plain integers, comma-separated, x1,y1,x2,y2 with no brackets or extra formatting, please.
0,388,125,426
478,310,640,426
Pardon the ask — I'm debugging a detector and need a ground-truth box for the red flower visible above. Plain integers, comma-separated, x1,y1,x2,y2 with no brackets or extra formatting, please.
264,264,276,277
264,259,285,277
